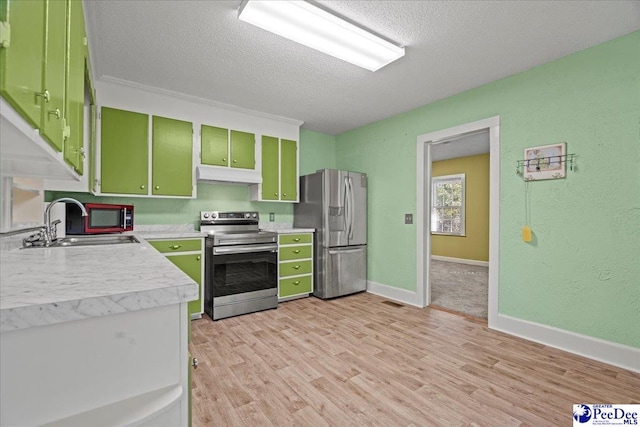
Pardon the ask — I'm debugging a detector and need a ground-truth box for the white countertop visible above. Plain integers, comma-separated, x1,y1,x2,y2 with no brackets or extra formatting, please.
0,236,199,332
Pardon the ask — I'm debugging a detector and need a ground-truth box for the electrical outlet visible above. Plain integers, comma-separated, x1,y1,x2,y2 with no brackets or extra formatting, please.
404,214,413,224
269,212,275,222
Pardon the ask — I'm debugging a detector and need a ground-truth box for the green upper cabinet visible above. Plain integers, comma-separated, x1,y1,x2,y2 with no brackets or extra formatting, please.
230,130,255,169
40,0,66,152
152,116,193,197
63,0,85,173
280,139,298,201
98,107,195,198
100,107,149,195
0,0,46,128
201,125,228,167
201,125,255,169
252,135,299,202
261,135,280,201
1,0,90,179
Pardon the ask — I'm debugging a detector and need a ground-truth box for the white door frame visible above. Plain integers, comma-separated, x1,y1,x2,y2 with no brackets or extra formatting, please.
416,116,500,328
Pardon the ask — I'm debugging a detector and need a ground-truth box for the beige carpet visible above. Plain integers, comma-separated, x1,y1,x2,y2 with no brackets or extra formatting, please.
430,259,488,319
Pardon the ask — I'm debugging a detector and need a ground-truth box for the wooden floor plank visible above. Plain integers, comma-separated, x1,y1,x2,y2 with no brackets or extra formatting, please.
191,293,639,426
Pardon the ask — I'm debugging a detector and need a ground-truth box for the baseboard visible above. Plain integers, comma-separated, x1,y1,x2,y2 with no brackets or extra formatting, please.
494,313,640,373
366,281,422,307
367,280,639,372
431,255,489,267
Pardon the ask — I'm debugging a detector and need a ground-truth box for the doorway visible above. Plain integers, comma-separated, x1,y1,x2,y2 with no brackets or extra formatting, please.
430,132,489,319
416,116,500,328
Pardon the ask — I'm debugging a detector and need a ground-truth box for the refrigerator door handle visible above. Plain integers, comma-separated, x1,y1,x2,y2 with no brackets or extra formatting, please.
343,176,351,238
348,176,355,239
328,246,365,255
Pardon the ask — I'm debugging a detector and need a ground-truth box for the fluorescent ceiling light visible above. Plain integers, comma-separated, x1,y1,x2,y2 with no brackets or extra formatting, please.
238,0,405,72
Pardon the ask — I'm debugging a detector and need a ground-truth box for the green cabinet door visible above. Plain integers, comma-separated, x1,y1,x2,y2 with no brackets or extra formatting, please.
0,0,46,128
230,130,255,169
280,138,298,201
165,253,202,318
63,0,85,173
100,107,148,194
40,0,67,152
261,135,279,201
152,116,193,196
201,125,228,166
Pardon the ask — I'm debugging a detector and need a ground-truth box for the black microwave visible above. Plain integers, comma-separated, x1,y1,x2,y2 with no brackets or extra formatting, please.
66,203,134,235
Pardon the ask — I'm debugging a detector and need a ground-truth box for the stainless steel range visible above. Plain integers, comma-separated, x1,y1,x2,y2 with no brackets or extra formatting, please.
201,211,278,320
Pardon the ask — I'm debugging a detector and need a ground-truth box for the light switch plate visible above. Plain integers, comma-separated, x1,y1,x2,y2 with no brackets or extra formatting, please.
405,214,413,224
269,212,275,222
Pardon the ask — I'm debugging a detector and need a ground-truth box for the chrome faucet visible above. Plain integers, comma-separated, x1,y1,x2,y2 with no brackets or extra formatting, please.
43,198,87,246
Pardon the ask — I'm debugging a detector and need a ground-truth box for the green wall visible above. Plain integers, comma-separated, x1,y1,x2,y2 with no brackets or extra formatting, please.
335,31,640,348
48,129,337,226
432,153,490,262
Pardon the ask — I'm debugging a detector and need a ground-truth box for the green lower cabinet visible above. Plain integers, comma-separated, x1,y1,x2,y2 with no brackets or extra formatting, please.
279,275,312,298
279,244,312,261
165,253,202,318
279,259,312,277
150,238,203,318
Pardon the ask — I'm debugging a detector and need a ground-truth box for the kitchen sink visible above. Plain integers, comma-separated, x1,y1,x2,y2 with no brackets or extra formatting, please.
52,235,140,247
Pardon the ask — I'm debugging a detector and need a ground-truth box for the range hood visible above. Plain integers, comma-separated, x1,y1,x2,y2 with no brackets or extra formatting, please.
196,165,262,185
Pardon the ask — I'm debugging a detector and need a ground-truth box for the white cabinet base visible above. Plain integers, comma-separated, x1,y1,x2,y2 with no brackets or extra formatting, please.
0,304,190,426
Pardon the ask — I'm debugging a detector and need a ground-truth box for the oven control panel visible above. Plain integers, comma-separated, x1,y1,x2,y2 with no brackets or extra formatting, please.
200,211,259,222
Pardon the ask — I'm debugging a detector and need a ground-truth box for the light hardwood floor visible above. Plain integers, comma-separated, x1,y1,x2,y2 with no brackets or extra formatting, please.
190,293,639,426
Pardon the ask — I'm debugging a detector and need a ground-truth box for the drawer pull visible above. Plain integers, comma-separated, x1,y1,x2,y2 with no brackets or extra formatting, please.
292,281,300,285
292,265,301,270
169,245,182,250
196,256,201,261
222,157,227,162
293,249,301,254
293,238,301,242
35,89,50,102
140,185,145,189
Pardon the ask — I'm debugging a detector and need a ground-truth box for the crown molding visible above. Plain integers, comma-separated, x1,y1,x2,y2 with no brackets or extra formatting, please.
98,75,305,127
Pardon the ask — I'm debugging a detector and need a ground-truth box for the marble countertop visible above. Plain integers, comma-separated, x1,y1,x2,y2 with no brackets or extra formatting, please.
0,236,199,332
259,223,315,234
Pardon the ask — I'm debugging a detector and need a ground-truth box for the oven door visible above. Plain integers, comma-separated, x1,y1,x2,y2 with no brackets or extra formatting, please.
210,244,278,299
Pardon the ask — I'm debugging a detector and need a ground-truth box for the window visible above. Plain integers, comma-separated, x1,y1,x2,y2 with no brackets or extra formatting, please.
431,173,465,236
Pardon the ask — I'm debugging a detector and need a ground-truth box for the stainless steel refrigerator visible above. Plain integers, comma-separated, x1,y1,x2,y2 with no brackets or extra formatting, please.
294,169,367,299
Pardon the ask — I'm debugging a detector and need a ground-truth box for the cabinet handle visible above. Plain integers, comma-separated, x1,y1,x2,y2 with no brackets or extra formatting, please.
48,108,61,119
274,192,278,196
155,185,160,190
283,193,287,197
222,157,227,162
140,185,146,189
192,358,198,369
292,265,301,270
233,159,237,163
293,249,300,254
293,238,301,242
169,245,182,250
196,255,201,261
293,280,300,285
35,90,50,102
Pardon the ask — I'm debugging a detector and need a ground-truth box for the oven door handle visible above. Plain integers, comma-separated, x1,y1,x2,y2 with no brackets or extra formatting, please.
212,243,278,255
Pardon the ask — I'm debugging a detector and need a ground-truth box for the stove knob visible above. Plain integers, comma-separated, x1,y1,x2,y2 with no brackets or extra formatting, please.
211,212,218,219
252,213,258,218
203,213,210,219
245,213,251,218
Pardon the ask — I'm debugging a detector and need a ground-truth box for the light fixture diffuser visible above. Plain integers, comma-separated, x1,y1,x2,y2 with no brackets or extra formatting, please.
238,0,405,72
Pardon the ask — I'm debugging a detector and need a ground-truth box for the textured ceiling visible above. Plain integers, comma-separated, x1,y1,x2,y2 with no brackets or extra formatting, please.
84,1,640,135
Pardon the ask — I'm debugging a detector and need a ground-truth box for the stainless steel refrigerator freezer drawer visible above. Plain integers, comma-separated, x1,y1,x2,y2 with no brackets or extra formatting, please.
315,245,367,299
